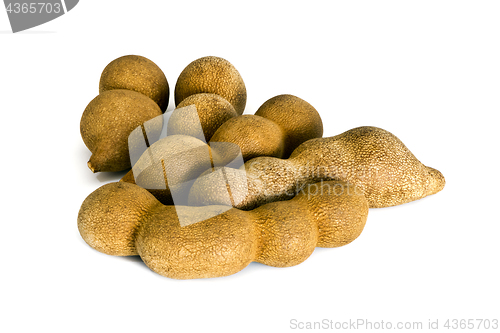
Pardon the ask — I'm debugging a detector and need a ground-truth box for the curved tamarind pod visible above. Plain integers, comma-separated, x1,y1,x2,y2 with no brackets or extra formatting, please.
189,126,445,209
78,181,368,279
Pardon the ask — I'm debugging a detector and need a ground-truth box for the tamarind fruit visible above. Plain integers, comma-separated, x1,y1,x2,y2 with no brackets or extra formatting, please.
78,180,368,279
189,126,446,209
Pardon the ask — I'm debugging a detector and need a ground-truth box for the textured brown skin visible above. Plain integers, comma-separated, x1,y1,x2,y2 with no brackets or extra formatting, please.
119,128,281,204
189,126,446,209
210,115,285,160
121,95,323,201
99,55,170,112
209,94,323,161
78,181,368,279
78,182,161,256
169,93,238,142
255,94,323,157
174,56,247,115
80,90,163,172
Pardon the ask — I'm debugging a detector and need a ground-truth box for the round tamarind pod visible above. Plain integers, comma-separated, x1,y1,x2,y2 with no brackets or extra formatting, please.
136,206,257,279
78,182,161,256
99,55,170,112
78,180,368,279
253,199,318,267
255,94,323,157
174,56,247,115
168,93,238,142
209,115,285,160
190,126,446,209
80,90,163,173
209,94,323,160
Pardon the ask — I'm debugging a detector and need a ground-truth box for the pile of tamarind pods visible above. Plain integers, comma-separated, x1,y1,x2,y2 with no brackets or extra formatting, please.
78,55,445,279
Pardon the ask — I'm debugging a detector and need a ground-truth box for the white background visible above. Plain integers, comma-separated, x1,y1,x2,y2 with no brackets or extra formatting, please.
1,1,499,332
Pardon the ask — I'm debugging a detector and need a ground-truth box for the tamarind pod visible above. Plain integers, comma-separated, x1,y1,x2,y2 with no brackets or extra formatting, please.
189,126,445,209
78,181,368,279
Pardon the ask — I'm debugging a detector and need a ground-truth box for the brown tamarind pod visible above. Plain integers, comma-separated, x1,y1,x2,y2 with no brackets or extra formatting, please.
254,94,324,157
80,90,163,173
189,126,445,209
174,56,247,115
210,94,323,160
99,55,170,112
78,180,368,279
168,93,238,142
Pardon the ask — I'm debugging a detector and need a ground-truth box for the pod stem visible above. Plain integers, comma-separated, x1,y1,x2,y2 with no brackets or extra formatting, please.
87,161,96,173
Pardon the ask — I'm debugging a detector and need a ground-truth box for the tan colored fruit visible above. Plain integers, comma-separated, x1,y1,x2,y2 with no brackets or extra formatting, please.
175,56,247,115
168,93,238,142
255,94,323,157
99,55,170,112
78,182,161,256
78,180,368,279
209,94,323,160
81,89,163,173
209,115,285,160
189,126,446,209
121,94,322,191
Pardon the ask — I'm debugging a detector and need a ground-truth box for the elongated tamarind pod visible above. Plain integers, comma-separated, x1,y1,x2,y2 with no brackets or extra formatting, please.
189,126,446,209
78,181,368,279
